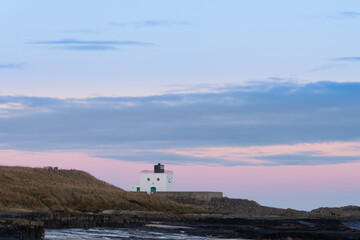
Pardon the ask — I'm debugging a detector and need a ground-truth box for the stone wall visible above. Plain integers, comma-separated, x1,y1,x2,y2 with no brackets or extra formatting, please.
154,191,223,202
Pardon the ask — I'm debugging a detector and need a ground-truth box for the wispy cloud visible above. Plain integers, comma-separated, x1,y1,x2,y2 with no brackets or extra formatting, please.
337,11,360,19
59,45,117,51
96,151,236,166
0,63,24,69
0,103,24,110
255,154,360,165
61,28,101,34
157,141,360,166
333,57,360,62
28,39,154,51
311,57,360,72
311,64,338,72
109,20,189,28
30,39,153,46
327,11,360,20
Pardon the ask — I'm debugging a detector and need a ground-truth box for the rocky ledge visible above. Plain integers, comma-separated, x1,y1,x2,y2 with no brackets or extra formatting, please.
1,211,360,239
92,211,360,240
0,218,44,239
159,195,360,220
0,212,142,239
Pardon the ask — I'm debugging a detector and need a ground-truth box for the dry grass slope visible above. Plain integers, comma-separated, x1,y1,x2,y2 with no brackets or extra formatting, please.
0,166,201,213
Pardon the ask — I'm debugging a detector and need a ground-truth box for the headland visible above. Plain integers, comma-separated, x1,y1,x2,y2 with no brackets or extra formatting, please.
1,166,359,239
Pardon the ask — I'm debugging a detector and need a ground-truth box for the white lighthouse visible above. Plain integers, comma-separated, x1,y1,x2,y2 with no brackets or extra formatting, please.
130,163,173,194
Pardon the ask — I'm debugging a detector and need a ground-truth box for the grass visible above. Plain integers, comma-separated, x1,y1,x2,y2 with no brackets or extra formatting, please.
0,166,203,213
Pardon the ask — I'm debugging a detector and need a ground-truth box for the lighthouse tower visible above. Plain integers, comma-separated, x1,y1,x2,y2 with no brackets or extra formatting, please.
130,163,173,194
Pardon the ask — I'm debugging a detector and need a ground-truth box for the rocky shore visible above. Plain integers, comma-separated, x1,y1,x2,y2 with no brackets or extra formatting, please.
115,211,360,239
0,218,44,239
2,210,360,240
0,212,142,239
157,194,360,220
142,216,360,239
1,167,358,239
2,195,360,239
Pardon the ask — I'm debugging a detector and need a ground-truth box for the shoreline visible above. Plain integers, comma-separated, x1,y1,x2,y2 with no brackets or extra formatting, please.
1,211,360,239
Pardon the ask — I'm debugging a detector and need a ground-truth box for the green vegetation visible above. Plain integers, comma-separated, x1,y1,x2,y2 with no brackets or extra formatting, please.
0,166,202,213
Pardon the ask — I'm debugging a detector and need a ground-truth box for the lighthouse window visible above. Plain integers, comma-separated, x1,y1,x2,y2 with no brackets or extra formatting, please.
147,178,150,181
157,178,160,181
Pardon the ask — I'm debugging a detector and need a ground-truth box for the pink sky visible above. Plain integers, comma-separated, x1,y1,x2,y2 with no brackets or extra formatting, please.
153,141,360,164
1,141,360,210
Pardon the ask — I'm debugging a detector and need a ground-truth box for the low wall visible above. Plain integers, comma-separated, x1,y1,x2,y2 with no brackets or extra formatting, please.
154,191,223,202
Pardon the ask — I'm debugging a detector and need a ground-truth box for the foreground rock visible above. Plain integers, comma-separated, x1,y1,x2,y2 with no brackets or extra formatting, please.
143,218,360,240
2,211,360,239
0,218,44,239
0,212,142,239
1,212,142,229
118,211,360,239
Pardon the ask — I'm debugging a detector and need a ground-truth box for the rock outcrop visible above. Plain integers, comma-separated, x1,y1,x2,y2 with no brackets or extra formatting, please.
1,211,142,229
2,210,360,239
0,212,142,239
0,218,44,239
310,205,360,219
159,195,360,220
142,215,360,240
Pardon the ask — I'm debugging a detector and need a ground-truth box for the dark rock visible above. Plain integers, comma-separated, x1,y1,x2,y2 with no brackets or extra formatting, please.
2,210,360,239
0,218,44,239
19,212,142,229
0,211,142,239
310,206,360,219
139,214,360,240
160,195,360,220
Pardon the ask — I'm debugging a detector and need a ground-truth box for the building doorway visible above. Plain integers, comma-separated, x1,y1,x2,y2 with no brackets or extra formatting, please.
151,187,156,193
136,187,140,192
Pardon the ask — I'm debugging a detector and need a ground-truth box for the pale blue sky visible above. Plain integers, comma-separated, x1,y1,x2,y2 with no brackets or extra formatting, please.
1,1,360,210
1,0,360,97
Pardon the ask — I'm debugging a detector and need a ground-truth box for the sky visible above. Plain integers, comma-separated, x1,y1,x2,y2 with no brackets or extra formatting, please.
1,0,360,210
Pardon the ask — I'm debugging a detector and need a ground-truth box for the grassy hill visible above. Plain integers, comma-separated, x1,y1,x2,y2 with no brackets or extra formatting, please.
0,166,201,213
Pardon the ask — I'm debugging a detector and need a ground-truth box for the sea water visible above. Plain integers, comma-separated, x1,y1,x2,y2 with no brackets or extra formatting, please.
44,221,360,240
342,220,360,231
44,228,235,240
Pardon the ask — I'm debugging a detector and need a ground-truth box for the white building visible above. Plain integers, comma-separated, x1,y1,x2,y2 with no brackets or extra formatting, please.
130,163,173,194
